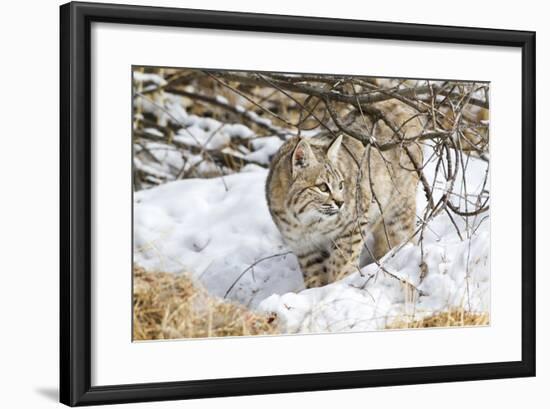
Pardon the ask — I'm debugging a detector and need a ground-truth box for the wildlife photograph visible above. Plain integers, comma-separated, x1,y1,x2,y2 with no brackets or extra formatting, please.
132,66,490,340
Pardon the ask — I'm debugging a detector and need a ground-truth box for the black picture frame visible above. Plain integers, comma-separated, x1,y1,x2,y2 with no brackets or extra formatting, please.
60,1,536,406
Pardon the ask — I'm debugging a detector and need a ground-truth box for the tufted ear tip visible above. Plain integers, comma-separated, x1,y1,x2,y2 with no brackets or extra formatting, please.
292,139,315,175
327,134,343,162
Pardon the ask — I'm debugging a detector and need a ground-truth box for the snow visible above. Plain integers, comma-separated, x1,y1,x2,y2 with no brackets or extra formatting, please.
143,142,184,170
173,119,256,150
215,95,229,104
138,93,257,150
134,91,286,186
243,136,284,165
136,92,258,146
246,110,273,127
133,71,167,86
133,157,174,181
134,151,490,333
134,169,303,308
143,127,164,138
259,213,489,333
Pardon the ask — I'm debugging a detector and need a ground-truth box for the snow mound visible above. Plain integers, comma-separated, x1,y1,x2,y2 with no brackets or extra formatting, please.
134,160,490,333
134,168,304,307
259,219,489,333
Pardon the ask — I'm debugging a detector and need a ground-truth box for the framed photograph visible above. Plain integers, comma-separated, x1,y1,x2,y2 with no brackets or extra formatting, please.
60,1,536,406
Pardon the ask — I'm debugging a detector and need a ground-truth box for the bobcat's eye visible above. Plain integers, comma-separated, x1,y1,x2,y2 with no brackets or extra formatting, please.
318,183,329,193
339,181,344,191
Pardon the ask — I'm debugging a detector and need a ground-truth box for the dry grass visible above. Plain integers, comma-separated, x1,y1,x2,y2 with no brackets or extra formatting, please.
133,266,488,340
387,309,490,329
133,266,279,340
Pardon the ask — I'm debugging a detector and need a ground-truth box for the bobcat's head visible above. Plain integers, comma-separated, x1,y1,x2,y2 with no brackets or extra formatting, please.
287,135,348,221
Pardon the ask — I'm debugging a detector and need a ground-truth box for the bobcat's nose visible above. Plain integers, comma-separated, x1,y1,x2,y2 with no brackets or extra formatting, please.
334,199,344,209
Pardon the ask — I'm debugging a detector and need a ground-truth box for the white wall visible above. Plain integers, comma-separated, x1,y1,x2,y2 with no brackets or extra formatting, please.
0,0,546,408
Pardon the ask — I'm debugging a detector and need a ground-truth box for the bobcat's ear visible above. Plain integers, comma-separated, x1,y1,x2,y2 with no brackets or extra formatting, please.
327,134,343,162
292,139,316,176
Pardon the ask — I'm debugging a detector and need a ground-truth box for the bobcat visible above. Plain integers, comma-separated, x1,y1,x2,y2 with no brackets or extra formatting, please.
266,100,424,288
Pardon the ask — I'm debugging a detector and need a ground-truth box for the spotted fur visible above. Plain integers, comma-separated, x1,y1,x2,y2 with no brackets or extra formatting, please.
266,100,424,288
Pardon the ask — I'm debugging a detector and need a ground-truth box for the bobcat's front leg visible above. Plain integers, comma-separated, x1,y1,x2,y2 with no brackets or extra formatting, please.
300,228,364,288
